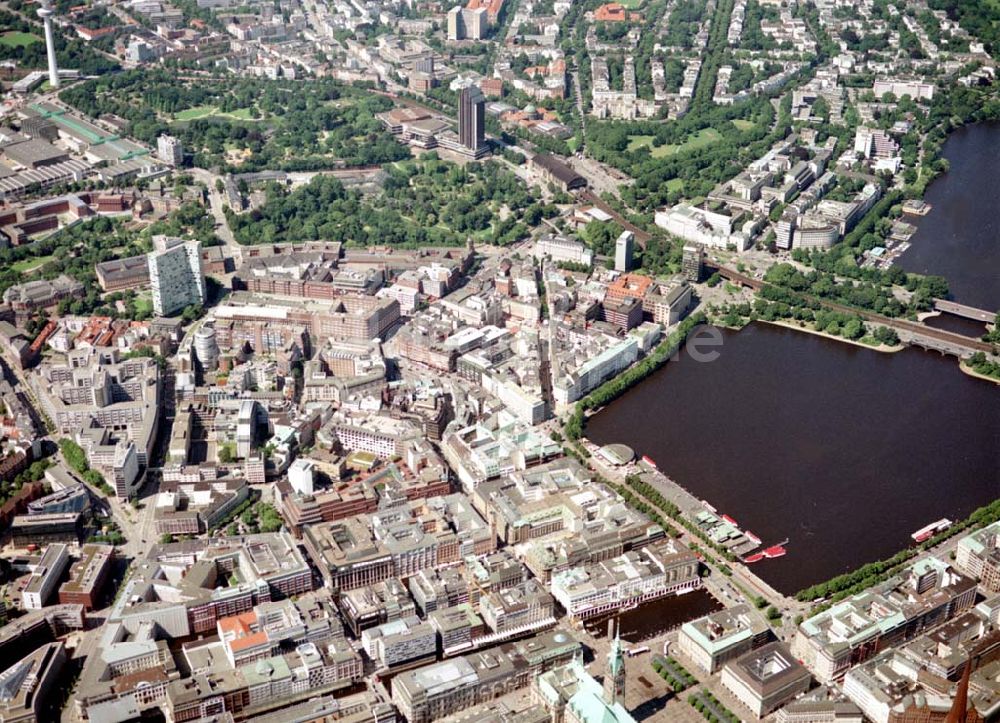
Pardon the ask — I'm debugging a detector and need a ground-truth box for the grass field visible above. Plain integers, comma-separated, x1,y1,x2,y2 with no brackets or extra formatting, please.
628,128,723,158
627,135,656,152
732,119,755,131
173,106,259,121
617,0,645,7
0,31,41,48
134,297,153,315
666,178,684,192
11,255,54,273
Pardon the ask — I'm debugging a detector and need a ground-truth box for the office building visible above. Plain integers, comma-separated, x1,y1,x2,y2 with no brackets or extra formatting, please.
682,243,704,282
58,544,114,610
643,277,692,326
303,495,495,590
550,539,700,620
148,236,205,317
193,324,219,370
393,630,582,723
361,615,437,669
614,230,634,272
956,521,1000,583
0,642,67,723
27,483,91,516
678,603,772,674
459,85,488,158
22,544,70,610
792,557,977,684
720,642,812,718
11,512,83,547
153,477,250,536
106,533,311,638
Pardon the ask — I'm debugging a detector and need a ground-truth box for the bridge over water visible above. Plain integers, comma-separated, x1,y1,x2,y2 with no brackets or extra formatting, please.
933,299,997,324
712,266,996,360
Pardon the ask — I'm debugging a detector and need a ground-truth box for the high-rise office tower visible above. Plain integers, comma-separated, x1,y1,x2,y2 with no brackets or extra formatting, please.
682,243,705,282
459,85,486,156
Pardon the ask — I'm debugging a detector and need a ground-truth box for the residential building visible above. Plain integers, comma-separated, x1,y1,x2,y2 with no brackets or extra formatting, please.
614,231,634,272
156,135,184,166
148,236,205,317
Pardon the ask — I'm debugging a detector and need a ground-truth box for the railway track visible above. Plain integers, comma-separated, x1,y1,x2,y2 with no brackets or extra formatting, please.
713,265,995,355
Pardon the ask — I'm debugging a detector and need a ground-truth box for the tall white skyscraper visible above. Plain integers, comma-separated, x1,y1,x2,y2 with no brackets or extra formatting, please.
37,1,59,89
615,230,634,272
148,236,205,316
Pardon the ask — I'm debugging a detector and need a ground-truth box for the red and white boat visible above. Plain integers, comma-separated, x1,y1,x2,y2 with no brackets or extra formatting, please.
641,455,657,469
762,545,786,559
721,514,739,526
911,518,952,543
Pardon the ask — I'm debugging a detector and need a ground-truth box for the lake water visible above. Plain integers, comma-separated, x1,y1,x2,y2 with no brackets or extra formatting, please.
898,123,1000,311
585,323,1000,595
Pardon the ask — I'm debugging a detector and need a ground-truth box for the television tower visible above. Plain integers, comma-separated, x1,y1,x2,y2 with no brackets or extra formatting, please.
37,0,59,89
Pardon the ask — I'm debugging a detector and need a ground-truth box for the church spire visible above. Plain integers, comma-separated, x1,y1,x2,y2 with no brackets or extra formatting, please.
604,618,626,706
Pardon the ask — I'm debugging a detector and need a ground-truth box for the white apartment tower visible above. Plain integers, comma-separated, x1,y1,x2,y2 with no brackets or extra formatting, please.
157,134,184,166
615,230,634,272
148,236,205,316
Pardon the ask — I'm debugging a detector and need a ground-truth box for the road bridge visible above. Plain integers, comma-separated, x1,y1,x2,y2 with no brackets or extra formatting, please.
933,299,996,323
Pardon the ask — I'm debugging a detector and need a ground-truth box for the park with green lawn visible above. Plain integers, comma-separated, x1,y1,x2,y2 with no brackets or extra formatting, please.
627,127,723,157
61,69,411,172
10,255,54,274
173,105,260,122
0,30,41,47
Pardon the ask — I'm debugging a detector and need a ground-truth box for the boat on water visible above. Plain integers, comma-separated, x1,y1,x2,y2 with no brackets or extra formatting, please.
721,514,738,526
744,531,762,545
911,518,952,543
641,455,657,469
742,538,789,563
